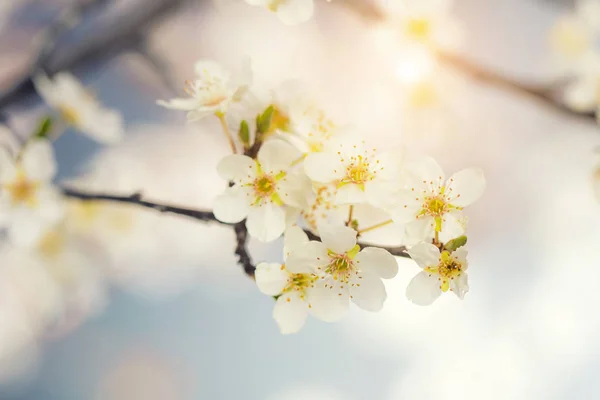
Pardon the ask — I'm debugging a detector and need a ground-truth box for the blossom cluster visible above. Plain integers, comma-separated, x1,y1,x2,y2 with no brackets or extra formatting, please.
158,58,486,333
549,0,600,118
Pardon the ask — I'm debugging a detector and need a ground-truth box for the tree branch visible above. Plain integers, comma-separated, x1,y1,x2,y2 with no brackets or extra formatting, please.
61,187,410,278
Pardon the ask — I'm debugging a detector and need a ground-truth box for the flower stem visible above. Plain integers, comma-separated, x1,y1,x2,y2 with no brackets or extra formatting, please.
357,219,393,235
347,205,354,227
216,112,237,154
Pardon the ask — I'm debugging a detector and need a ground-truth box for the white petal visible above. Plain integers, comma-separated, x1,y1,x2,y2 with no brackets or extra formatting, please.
217,155,256,183
308,279,349,322
213,187,250,223
438,211,466,244
317,223,357,254
449,272,469,299
349,270,387,312
22,139,56,181
277,171,310,209
80,109,124,144
446,168,486,207
246,203,286,242
404,216,435,244
283,225,309,258
564,78,598,111
157,97,205,111
285,241,329,273
304,153,345,183
255,262,289,296
7,209,50,247
194,60,227,78
335,183,366,205
187,108,216,121
406,271,442,306
273,292,309,334
0,148,16,183
364,180,396,209
277,0,314,25
407,243,440,269
390,190,421,223
407,157,445,188
36,186,65,223
258,140,300,173
452,247,469,268
355,247,398,279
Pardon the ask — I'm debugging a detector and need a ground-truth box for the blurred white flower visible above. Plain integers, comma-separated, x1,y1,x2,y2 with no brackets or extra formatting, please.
304,138,399,207
0,139,64,246
390,157,484,244
562,54,600,114
244,0,314,25
286,223,398,316
157,59,252,121
406,243,468,305
214,140,306,242
383,0,463,51
33,73,124,144
549,0,600,75
255,226,319,334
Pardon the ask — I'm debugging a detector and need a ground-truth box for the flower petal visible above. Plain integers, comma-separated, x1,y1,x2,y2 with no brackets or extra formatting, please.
22,139,56,182
407,157,445,192
277,0,314,25
283,225,309,258
446,168,485,207
255,262,289,295
157,97,204,111
407,243,440,269
273,292,309,334
317,223,357,254
335,183,366,205
285,241,329,273
246,203,286,242
304,153,345,183
355,247,398,279
438,211,466,244
349,270,386,312
406,271,441,306
449,272,469,299
217,155,256,183
404,216,435,244
390,190,421,223
213,186,250,223
308,279,349,322
258,140,301,173
0,147,16,184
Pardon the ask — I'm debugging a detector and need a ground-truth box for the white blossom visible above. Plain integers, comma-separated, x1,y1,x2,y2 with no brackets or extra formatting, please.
157,59,252,121
304,138,399,207
562,54,600,114
255,226,318,334
0,139,64,246
406,243,469,305
391,157,484,243
214,140,306,242
285,224,398,316
245,0,314,25
33,72,124,144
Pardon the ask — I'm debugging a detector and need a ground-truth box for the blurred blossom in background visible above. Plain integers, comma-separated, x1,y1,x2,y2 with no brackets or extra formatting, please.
0,0,600,399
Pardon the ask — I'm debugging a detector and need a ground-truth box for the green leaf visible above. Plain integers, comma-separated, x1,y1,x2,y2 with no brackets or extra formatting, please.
239,120,250,146
34,116,53,139
256,105,274,134
444,236,467,253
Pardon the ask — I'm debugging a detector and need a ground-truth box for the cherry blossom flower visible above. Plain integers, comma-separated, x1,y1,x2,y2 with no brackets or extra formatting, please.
549,0,600,75
0,139,64,246
285,224,398,315
157,59,252,121
391,157,485,243
406,243,469,305
255,226,319,333
33,73,124,144
384,0,463,51
214,140,306,242
244,0,314,25
304,139,399,207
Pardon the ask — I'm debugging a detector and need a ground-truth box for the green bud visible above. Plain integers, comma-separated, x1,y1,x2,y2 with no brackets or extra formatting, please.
34,116,53,139
444,236,467,253
256,105,274,134
239,120,250,146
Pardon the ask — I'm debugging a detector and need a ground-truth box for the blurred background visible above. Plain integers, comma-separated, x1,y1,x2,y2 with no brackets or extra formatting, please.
1,0,600,399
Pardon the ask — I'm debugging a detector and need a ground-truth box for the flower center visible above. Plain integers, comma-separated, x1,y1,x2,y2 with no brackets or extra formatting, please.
5,173,39,207
254,175,276,197
324,245,360,283
283,271,317,298
425,196,447,216
264,106,290,137
409,81,438,108
425,251,463,292
267,0,284,12
58,105,81,126
405,18,431,41
340,155,373,188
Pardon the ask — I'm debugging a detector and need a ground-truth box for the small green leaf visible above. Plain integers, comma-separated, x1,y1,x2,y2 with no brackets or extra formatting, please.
239,120,250,146
444,236,467,253
34,116,53,139
256,105,274,134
